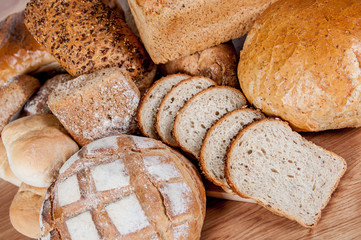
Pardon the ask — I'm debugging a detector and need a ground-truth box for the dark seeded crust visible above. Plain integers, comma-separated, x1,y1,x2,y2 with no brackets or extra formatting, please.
24,0,156,94
199,108,264,188
225,119,347,228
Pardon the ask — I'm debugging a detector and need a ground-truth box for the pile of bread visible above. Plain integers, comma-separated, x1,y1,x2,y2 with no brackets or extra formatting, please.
0,0,360,239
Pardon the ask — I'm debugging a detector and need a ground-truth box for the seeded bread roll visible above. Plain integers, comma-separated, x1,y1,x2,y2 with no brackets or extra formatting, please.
238,0,361,131
161,43,239,88
0,75,40,133
137,74,190,139
10,183,47,239
173,86,247,159
1,114,79,188
23,74,73,116
0,137,21,186
0,11,58,87
156,76,217,147
24,0,156,94
40,135,205,240
48,68,141,146
226,119,347,227
200,109,264,191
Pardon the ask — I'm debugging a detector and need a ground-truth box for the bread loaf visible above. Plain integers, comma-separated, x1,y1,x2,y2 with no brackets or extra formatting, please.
137,74,190,139
48,68,141,146
156,76,216,147
128,0,276,63
10,183,47,238
238,0,361,131
40,135,205,239
173,86,247,159
25,0,156,94
0,11,58,86
23,74,73,116
0,75,40,133
226,119,347,227
161,43,239,88
1,114,79,187
0,138,21,186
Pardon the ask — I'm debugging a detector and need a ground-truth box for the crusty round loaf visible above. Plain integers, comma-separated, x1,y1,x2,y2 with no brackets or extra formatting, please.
238,0,361,131
160,42,239,88
0,11,58,86
40,135,205,240
0,74,40,133
24,0,156,94
0,137,21,186
1,114,79,188
10,183,47,239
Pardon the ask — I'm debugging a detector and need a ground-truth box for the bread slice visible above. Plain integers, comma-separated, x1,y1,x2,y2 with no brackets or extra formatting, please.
137,74,190,139
173,86,247,159
226,119,347,227
200,109,264,190
156,76,217,147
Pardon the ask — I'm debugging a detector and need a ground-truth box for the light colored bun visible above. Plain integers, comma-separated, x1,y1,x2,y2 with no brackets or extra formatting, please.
161,42,239,88
25,0,156,94
10,183,47,239
48,68,141,146
128,0,276,63
0,74,40,133
0,137,21,186
1,114,79,188
0,11,58,86
41,135,205,239
238,0,361,131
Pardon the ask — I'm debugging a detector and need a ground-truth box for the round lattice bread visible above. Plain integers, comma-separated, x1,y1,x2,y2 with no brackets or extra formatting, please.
40,135,206,240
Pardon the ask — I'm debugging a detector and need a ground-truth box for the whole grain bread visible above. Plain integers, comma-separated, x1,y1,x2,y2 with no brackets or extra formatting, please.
226,119,347,227
173,86,247,159
156,76,216,147
25,0,156,94
48,68,141,146
137,74,190,139
200,109,264,191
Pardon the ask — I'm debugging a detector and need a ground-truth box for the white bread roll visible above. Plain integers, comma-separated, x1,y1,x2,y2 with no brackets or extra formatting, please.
1,114,79,188
0,137,21,186
10,183,47,239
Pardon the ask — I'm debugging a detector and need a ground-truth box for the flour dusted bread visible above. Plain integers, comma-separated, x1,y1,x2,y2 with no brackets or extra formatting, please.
1,114,79,187
48,68,140,146
156,76,216,147
0,75,40,133
200,109,264,191
0,138,21,186
161,43,239,88
24,74,73,115
25,0,156,94
173,86,247,159
10,183,47,238
226,119,347,227
137,74,190,139
40,135,205,239
128,0,276,63
238,0,361,131
0,11,58,86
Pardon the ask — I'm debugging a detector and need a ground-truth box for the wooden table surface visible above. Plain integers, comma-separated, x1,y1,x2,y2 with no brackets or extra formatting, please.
1,1,361,240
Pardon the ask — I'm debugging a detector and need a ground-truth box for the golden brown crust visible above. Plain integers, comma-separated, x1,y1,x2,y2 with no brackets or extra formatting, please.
161,43,239,88
238,0,361,132
0,11,57,86
24,0,156,94
0,137,21,186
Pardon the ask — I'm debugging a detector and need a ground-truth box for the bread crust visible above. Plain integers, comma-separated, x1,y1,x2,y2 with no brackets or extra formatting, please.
0,137,21,186
225,119,347,227
238,0,361,131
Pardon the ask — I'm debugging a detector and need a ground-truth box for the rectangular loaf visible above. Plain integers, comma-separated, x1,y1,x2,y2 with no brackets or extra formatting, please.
128,0,277,63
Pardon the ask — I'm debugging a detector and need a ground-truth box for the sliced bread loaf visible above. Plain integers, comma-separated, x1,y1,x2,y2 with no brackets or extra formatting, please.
137,74,190,139
200,109,264,191
226,119,347,227
156,76,217,147
173,86,247,159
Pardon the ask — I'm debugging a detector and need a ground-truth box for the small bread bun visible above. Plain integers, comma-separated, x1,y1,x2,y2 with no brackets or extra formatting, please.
1,114,79,188
10,183,47,239
0,138,21,186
